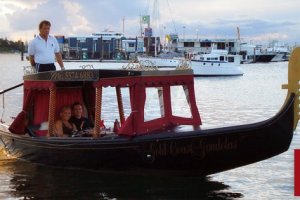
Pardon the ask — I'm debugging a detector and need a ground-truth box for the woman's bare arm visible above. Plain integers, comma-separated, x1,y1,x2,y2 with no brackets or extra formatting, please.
54,121,64,137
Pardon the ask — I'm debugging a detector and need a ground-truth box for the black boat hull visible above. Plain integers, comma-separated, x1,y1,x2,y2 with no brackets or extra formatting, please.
0,94,294,175
255,54,276,62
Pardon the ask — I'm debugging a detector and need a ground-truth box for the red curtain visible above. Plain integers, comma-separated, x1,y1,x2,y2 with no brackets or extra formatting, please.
8,110,28,134
9,81,54,135
9,88,34,134
24,81,54,90
9,81,85,135
55,88,84,118
33,90,49,125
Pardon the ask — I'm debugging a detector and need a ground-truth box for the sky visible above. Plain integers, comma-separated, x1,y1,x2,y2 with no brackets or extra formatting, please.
0,0,299,45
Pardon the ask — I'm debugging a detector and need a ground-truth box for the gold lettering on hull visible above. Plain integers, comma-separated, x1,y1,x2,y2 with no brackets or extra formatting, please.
51,71,98,81
149,137,241,159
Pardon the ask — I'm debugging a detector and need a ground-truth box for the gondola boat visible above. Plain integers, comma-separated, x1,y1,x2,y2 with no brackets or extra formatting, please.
0,48,300,176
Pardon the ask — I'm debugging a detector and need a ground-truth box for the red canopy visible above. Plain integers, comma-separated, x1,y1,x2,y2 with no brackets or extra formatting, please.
9,74,201,137
93,75,201,136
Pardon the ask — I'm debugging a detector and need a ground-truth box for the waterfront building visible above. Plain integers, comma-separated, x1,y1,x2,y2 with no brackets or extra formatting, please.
56,31,163,60
174,38,240,54
56,31,125,60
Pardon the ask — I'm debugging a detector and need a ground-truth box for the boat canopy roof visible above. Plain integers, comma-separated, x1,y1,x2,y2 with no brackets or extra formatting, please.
23,69,194,83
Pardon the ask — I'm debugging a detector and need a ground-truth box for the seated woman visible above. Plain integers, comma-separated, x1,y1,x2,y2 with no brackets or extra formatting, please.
54,106,76,137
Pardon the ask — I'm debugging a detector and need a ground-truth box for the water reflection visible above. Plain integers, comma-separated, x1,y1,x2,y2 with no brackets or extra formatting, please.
0,157,243,200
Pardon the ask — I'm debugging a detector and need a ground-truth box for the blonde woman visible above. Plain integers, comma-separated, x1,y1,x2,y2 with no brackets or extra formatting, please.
54,106,76,137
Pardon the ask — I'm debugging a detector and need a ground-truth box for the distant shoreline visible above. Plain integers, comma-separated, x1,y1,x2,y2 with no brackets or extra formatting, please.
0,51,22,54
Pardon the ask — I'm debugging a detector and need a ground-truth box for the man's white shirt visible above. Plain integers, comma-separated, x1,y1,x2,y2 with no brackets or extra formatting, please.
28,35,60,64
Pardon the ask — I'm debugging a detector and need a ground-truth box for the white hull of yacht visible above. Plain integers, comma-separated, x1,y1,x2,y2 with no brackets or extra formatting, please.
191,61,243,76
137,57,180,68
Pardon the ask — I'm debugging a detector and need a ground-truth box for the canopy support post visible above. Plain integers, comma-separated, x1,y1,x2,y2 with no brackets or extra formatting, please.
116,86,125,124
186,84,201,125
157,87,165,117
183,85,191,112
48,87,56,136
94,87,103,136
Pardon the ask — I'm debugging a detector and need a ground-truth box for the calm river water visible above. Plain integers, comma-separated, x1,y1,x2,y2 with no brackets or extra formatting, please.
0,53,299,199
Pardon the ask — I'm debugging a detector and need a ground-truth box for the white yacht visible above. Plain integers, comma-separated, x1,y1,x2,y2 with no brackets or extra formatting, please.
137,56,181,68
191,49,243,76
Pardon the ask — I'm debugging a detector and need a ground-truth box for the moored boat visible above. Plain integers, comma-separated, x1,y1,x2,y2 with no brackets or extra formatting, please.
240,43,276,63
137,55,181,68
191,49,243,76
267,41,290,62
0,47,299,175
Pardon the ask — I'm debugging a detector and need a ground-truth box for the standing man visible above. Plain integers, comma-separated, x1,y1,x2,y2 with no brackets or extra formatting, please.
28,20,65,72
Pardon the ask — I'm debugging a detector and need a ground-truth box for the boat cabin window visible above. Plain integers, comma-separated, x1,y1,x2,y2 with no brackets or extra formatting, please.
200,42,211,47
171,86,191,118
128,43,135,47
144,87,164,121
220,56,225,61
228,57,234,62
217,42,225,50
101,87,131,127
143,86,193,120
184,42,195,47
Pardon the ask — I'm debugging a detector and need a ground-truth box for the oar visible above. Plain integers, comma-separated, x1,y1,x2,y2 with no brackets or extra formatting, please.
0,83,24,95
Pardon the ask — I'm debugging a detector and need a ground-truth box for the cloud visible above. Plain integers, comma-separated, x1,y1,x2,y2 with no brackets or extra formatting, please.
160,17,299,43
1,0,300,44
251,33,289,42
5,0,67,32
4,0,145,37
1,0,47,11
211,18,298,35
60,1,93,35
69,0,145,33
